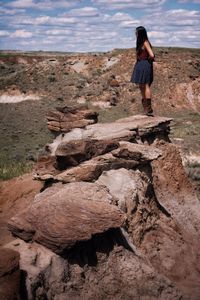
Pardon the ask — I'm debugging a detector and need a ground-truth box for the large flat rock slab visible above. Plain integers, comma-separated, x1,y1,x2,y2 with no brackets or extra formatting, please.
8,182,125,254
112,141,162,161
48,115,172,156
34,142,162,182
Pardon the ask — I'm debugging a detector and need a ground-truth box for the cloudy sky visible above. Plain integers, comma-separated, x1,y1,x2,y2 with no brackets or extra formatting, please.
0,0,200,52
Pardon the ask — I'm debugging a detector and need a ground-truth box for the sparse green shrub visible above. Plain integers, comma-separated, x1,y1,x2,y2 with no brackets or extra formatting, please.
185,162,200,181
0,154,33,180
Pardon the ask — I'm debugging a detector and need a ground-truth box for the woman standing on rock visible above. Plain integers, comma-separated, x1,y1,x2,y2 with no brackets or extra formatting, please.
130,26,155,116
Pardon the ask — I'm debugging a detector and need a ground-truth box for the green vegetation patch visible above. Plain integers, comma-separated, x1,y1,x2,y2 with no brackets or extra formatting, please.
0,153,33,180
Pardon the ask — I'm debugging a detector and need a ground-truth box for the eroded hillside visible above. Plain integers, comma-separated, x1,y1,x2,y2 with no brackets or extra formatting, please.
0,48,199,192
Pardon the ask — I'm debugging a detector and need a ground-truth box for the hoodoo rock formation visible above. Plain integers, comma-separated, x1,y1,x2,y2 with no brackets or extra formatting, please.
5,106,200,299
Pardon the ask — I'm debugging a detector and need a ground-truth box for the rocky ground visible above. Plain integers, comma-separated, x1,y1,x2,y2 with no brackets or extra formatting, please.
0,109,200,299
0,48,200,299
0,48,199,187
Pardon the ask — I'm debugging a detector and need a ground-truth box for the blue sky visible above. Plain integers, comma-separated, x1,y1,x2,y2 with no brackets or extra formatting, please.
0,0,200,52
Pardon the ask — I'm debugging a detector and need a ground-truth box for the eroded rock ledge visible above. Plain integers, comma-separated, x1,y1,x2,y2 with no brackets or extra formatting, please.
33,113,171,181
6,107,200,299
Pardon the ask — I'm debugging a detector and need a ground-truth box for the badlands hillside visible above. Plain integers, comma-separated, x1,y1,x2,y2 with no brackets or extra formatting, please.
0,47,199,184
0,48,200,299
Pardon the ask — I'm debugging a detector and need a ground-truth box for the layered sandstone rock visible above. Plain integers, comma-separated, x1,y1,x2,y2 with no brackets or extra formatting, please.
46,105,98,132
6,112,200,299
34,142,162,183
34,115,171,180
54,152,139,183
55,138,119,169
8,182,125,254
47,114,172,156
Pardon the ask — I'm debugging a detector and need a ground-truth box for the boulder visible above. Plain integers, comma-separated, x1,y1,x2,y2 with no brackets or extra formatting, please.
46,106,98,132
4,239,68,300
33,155,60,178
96,168,142,212
8,182,125,254
54,152,139,183
112,141,162,162
55,139,119,169
0,173,43,246
0,247,20,300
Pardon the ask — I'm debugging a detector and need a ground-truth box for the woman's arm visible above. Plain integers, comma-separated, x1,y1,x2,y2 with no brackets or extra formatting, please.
143,40,155,60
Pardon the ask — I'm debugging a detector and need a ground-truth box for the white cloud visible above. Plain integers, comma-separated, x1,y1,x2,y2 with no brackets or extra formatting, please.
8,15,77,26
0,8,26,15
8,0,34,8
0,1,200,51
120,20,140,28
66,7,99,17
109,12,133,21
7,0,78,10
51,17,77,25
148,31,170,38
6,9,139,30
19,40,37,45
24,16,51,25
45,29,72,35
137,9,200,48
92,0,166,10
142,9,200,29
11,29,33,38
0,30,10,37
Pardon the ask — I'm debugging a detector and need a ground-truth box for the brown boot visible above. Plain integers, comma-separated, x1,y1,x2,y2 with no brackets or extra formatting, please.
142,98,148,114
146,98,154,116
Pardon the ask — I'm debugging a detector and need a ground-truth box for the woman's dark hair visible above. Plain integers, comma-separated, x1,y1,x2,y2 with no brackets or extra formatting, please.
136,26,152,52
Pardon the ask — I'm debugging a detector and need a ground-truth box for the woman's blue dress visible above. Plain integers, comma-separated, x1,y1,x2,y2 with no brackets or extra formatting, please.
130,48,153,86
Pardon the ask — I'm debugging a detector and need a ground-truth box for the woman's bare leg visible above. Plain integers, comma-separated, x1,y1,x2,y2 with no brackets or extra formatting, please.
139,84,145,99
144,84,151,99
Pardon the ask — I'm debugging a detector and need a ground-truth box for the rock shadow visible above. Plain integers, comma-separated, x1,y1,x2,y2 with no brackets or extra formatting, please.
20,270,28,300
138,163,171,218
61,227,134,268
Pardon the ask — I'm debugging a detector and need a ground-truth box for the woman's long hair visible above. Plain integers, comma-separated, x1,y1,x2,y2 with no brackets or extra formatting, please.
136,26,152,53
